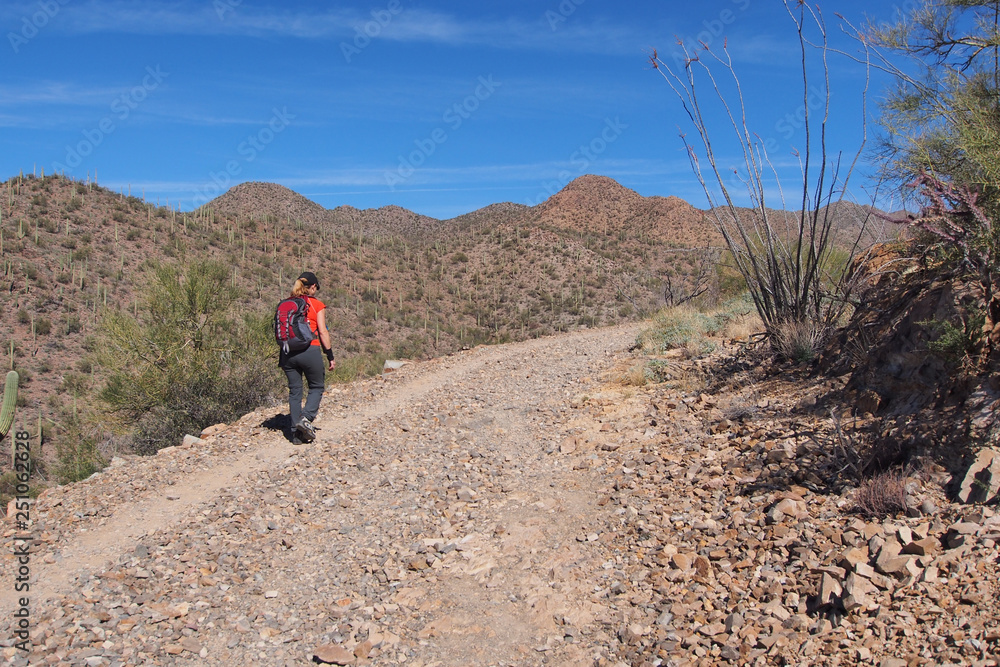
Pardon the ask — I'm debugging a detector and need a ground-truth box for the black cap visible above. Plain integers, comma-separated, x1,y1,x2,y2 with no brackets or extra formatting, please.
298,271,319,289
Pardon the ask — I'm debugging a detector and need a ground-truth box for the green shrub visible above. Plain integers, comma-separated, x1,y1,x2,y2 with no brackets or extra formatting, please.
922,311,985,364
51,415,104,484
638,305,718,356
0,471,43,511
96,261,280,454
328,352,388,383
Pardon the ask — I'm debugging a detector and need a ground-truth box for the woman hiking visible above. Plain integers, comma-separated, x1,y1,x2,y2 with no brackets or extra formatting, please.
279,271,335,443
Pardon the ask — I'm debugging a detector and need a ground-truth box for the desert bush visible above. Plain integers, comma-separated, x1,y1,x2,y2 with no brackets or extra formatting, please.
770,319,826,363
96,261,280,454
921,312,985,365
722,383,760,421
51,415,104,484
852,470,909,518
0,471,43,511
638,305,718,356
619,361,648,387
59,372,89,395
328,352,388,383
652,2,878,345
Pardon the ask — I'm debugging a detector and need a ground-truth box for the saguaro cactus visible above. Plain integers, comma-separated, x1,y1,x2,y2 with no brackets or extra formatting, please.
0,370,18,441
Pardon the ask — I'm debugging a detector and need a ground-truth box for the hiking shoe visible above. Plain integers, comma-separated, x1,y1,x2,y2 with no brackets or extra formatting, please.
295,418,316,443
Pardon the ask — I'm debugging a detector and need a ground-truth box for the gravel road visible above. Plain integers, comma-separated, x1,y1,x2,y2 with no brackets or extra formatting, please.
0,323,643,666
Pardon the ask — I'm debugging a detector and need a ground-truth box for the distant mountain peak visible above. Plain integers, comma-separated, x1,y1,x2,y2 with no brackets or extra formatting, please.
203,181,326,221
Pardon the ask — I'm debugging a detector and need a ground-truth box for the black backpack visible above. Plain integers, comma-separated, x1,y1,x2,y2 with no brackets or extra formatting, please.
274,296,315,354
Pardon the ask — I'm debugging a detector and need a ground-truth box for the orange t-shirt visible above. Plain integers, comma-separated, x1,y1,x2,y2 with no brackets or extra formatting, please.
303,295,326,346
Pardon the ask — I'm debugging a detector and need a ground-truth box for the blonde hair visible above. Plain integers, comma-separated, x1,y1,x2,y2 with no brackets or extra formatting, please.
291,278,311,297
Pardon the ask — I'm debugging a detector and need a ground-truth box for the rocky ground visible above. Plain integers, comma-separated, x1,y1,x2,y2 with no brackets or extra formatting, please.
0,323,998,666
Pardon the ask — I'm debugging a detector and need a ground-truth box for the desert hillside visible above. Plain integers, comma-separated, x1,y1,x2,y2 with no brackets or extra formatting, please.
0,171,741,478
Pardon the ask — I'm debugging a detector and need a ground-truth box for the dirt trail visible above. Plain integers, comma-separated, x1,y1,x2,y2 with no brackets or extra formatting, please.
1,324,642,666
0,337,497,614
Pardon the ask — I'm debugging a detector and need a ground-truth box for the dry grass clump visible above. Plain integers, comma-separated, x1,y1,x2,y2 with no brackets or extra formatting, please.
722,383,760,420
722,309,765,341
619,361,649,387
771,319,827,363
852,470,910,518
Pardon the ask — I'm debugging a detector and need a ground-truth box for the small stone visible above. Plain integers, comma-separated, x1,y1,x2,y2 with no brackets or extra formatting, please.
782,614,810,632
957,448,1000,503
725,612,744,634
200,423,227,437
875,540,910,575
671,553,692,570
182,434,206,447
842,573,872,612
854,562,877,579
656,611,674,628
838,547,868,569
698,622,726,637
719,645,740,662
622,624,648,643
901,536,939,557
354,640,373,659
313,643,355,665
879,659,908,667
693,555,712,578
949,521,980,535
180,637,202,653
819,573,842,604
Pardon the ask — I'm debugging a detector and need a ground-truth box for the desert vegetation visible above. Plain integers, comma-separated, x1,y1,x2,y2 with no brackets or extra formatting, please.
638,0,1000,512
0,166,741,495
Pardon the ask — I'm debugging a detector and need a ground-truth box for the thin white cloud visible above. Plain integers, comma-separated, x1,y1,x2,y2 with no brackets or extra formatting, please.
0,1,653,55
0,82,123,107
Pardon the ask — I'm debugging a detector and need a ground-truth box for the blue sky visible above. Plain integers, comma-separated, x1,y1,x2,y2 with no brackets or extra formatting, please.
1,0,908,219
